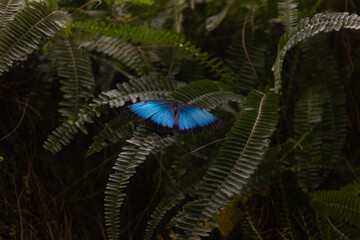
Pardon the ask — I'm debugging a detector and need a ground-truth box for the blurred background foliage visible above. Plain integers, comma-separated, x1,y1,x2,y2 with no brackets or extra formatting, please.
1,0,360,239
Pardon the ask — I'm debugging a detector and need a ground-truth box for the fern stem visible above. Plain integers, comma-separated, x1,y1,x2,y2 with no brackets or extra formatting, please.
327,218,351,240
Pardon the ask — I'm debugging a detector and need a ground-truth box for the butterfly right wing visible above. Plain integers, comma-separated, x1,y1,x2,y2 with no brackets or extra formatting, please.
176,103,222,134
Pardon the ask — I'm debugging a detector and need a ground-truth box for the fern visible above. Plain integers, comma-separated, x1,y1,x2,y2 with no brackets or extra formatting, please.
277,0,298,31
84,36,147,75
272,12,360,93
205,1,232,32
0,2,67,75
105,126,175,240
0,0,24,29
55,39,95,118
171,80,244,110
172,90,279,239
43,74,183,153
70,21,233,82
294,86,325,190
225,25,267,92
144,167,206,240
86,116,134,157
310,189,360,228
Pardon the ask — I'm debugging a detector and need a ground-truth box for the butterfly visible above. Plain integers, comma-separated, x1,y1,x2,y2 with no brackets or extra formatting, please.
122,100,223,134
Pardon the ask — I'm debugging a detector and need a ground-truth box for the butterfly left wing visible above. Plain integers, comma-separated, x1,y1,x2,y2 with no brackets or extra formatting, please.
123,101,175,133
176,103,223,134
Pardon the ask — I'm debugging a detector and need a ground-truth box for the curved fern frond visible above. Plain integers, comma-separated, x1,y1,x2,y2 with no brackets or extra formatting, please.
277,0,298,31
44,74,183,153
0,2,67,75
171,80,244,110
310,189,360,228
0,0,24,29
144,167,207,240
55,39,95,118
86,116,134,157
84,36,147,75
173,90,280,239
105,126,175,240
272,12,360,93
71,21,233,82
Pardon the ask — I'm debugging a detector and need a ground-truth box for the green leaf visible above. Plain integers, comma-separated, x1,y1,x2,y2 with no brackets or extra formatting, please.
0,2,67,75
171,80,244,110
310,189,360,228
55,38,95,118
0,0,24,29
105,126,175,240
86,116,134,157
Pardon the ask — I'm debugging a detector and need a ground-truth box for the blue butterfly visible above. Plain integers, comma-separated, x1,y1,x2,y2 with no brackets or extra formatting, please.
123,100,223,134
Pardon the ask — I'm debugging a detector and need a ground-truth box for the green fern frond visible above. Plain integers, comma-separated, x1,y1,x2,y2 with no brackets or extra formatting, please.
86,116,134,157
144,167,206,240
173,90,279,239
277,0,298,31
55,39,95,118
340,178,360,195
225,26,267,92
302,36,347,165
44,74,183,153
71,21,233,82
310,189,360,228
294,86,325,190
171,80,244,110
0,0,24,29
272,12,360,93
84,36,147,75
0,2,67,75
105,126,175,240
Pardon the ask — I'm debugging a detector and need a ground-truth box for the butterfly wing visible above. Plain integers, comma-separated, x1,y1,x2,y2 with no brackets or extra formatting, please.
123,101,175,133
176,103,223,134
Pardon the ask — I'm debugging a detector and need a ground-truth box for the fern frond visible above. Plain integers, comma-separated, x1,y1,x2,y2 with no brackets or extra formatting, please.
144,167,206,240
0,2,67,75
277,0,298,31
310,189,360,228
44,74,183,153
205,1,231,32
225,27,267,92
71,21,233,82
272,12,360,93
55,39,95,118
171,80,244,110
173,90,279,239
105,126,175,240
84,36,146,75
0,0,24,29
294,86,325,190
86,116,134,157
340,178,360,195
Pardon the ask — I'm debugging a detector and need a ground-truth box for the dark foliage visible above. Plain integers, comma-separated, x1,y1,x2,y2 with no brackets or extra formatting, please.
1,0,360,239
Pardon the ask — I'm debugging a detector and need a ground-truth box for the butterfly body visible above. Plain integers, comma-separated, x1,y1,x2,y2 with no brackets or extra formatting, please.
123,100,222,134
